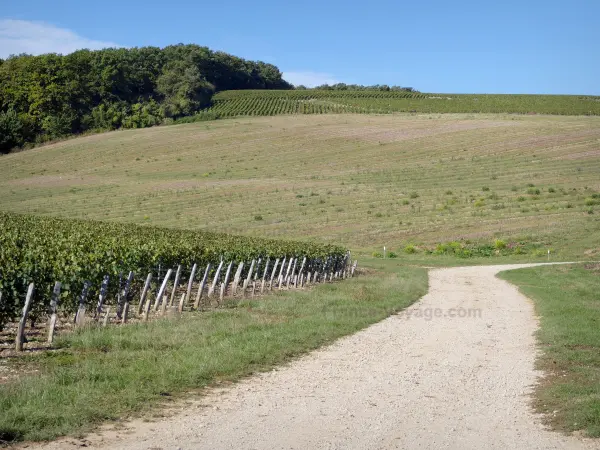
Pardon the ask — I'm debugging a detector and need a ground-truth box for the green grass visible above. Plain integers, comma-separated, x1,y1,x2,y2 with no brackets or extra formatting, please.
0,267,427,442
198,90,600,117
1,114,599,260
498,264,600,436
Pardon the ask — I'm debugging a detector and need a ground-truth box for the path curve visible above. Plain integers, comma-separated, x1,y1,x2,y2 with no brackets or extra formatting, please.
34,263,600,450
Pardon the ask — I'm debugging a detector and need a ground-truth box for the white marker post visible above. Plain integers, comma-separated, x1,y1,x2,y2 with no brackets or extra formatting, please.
383,246,386,259
547,249,550,261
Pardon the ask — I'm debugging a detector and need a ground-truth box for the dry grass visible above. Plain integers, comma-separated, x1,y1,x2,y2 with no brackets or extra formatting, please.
1,113,599,257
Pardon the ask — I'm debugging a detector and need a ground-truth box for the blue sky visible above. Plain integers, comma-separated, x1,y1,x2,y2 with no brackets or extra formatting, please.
1,0,598,94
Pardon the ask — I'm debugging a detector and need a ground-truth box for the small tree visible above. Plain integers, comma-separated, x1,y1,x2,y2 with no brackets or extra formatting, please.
0,108,24,153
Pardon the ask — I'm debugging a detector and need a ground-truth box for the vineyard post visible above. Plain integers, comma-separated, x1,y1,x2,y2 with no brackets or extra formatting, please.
222,262,234,297
242,259,256,292
253,258,262,282
194,264,211,309
351,260,358,277
118,271,134,322
154,269,173,312
169,265,182,306
219,283,225,303
15,283,35,352
178,292,187,313
251,281,257,297
75,281,91,327
307,272,312,285
298,257,307,280
184,263,198,306
260,259,270,294
276,257,287,287
96,275,110,319
103,307,111,327
208,261,224,298
287,258,298,289
137,273,153,315
280,258,293,289
47,281,62,344
269,258,280,290
232,262,244,295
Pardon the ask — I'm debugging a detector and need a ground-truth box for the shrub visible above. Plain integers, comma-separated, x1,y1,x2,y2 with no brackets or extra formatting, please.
474,200,485,207
585,198,599,206
404,245,417,254
372,251,383,258
388,251,398,258
482,186,490,191
445,190,453,195
254,215,263,221
410,192,419,199
548,187,556,193
517,196,526,202
527,188,541,195
494,239,507,250
402,200,410,205
527,183,535,187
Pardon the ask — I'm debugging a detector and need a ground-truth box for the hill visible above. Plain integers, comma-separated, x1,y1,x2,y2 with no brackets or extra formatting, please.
1,113,599,258
197,90,600,118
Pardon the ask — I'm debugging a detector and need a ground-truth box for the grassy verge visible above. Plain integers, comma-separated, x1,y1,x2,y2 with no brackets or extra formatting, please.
498,264,600,436
0,267,427,442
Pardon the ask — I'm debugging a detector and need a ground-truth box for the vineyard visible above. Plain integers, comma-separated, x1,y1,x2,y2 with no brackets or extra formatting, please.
0,212,348,334
192,90,600,118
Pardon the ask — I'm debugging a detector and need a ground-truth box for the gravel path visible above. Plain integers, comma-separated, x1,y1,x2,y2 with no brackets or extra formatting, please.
33,264,599,450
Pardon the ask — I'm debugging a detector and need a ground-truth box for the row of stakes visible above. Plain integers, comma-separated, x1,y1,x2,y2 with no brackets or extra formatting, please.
13,257,359,351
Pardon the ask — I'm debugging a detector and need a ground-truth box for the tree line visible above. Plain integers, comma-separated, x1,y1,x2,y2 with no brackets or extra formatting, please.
295,83,416,92
0,44,292,153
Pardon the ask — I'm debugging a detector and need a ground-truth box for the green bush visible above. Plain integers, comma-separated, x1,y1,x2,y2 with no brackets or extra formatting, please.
494,239,507,250
404,245,417,254
388,251,398,258
372,251,383,258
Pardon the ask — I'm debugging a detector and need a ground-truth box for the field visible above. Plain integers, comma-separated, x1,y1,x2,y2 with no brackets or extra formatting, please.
1,113,599,259
499,264,600,436
195,90,600,118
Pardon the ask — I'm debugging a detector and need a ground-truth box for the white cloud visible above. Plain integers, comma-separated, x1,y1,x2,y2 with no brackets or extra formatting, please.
283,71,341,87
0,19,121,58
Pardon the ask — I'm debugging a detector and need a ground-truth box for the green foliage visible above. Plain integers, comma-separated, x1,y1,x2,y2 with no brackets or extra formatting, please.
403,244,417,254
494,239,507,249
0,45,291,150
0,212,346,330
372,251,383,258
203,90,600,118
0,108,25,153
387,251,398,258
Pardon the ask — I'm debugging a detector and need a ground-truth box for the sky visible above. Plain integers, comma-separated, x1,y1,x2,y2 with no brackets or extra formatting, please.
0,0,598,95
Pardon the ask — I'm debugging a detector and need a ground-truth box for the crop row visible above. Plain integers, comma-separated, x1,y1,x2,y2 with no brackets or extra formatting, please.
204,90,600,117
0,212,347,330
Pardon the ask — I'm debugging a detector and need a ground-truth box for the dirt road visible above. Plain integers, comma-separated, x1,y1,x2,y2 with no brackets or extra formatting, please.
34,264,599,450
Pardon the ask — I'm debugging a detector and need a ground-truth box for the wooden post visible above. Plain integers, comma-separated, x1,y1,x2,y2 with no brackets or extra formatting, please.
15,283,34,351
297,257,306,281
253,258,262,281
243,259,256,292
96,275,110,319
184,263,198,306
219,283,225,303
251,281,257,297
307,272,312,284
351,260,358,277
260,259,270,294
103,307,111,327
169,265,182,306
47,281,62,344
280,258,293,289
194,264,211,309
154,269,173,311
119,271,135,323
232,262,244,295
276,257,287,287
178,293,187,313
137,273,153,315
208,261,224,298
269,258,280,290
75,281,91,327
222,262,234,296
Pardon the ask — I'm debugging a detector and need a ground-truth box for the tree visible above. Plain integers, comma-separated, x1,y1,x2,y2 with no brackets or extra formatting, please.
0,108,24,153
156,62,214,118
